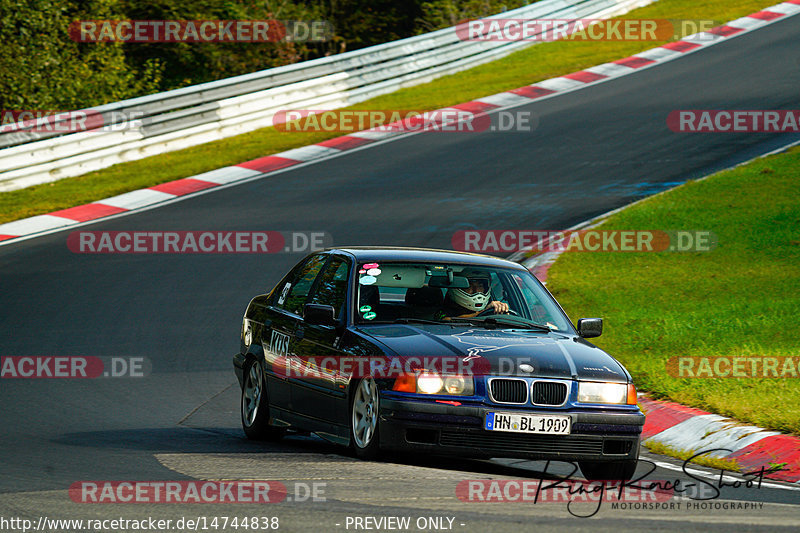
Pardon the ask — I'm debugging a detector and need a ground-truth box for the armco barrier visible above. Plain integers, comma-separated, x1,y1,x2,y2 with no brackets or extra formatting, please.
0,0,653,191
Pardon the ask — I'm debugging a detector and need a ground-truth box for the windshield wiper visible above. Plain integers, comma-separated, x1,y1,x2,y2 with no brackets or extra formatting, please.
448,316,552,332
393,318,448,325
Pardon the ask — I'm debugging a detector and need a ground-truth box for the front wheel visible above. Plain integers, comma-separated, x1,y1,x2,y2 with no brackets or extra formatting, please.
241,359,286,441
350,378,381,459
578,460,638,481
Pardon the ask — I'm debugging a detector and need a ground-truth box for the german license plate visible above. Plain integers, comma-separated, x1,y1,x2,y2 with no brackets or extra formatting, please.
485,412,571,434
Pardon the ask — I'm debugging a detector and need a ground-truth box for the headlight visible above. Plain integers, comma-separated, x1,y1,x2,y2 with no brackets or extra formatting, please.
444,376,467,395
417,373,444,394
392,372,474,396
578,382,628,404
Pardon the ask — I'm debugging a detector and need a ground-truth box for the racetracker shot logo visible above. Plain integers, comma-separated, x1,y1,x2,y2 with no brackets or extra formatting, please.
69,481,325,503
667,356,800,378
273,110,536,133
668,110,800,132
71,481,285,503
0,356,150,378
452,230,717,253
456,479,675,503
271,355,493,380
69,20,333,43
0,109,106,133
67,231,331,254
455,19,718,42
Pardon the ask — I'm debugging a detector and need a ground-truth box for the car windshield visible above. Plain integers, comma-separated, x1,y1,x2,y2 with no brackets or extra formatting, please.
355,261,572,332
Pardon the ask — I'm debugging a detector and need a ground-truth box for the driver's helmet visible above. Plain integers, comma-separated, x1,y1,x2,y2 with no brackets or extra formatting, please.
446,268,492,311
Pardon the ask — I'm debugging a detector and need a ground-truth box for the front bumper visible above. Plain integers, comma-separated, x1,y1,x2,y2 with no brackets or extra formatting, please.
232,352,246,386
379,397,644,462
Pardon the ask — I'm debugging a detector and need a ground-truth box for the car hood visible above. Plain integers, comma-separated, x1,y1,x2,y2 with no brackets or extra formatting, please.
357,324,628,382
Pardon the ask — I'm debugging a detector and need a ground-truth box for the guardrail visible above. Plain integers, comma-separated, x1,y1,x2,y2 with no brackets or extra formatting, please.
0,0,653,191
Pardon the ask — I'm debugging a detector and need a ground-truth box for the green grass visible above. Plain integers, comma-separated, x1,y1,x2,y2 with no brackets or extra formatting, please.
546,146,800,435
0,0,775,224
644,441,741,472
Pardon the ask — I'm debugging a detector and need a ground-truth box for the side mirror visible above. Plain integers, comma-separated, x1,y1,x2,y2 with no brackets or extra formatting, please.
304,303,337,326
577,318,602,338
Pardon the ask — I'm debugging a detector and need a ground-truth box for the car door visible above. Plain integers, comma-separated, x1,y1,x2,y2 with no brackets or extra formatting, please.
262,253,328,413
290,255,352,427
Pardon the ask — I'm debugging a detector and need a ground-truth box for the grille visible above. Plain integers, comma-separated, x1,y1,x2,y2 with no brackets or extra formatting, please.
531,381,568,405
439,430,603,456
489,379,527,404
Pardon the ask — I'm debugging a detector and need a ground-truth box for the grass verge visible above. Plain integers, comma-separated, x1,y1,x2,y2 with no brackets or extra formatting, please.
546,145,800,435
0,0,775,224
644,441,741,472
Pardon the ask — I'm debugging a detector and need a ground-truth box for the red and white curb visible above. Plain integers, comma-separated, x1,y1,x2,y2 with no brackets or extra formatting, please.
512,164,800,485
640,396,800,483
1,0,799,247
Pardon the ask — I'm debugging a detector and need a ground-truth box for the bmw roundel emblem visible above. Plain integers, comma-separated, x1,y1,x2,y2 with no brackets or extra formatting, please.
519,363,534,373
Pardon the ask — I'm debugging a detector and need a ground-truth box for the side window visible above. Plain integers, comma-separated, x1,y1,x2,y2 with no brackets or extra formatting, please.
489,272,504,301
511,273,557,326
308,257,351,319
280,254,327,315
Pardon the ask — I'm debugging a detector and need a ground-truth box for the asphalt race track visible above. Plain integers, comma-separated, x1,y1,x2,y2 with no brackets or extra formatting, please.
1,13,799,532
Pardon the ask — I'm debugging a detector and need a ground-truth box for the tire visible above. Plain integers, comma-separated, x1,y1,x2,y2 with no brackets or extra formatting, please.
350,378,381,459
241,358,286,441
578,460,638,481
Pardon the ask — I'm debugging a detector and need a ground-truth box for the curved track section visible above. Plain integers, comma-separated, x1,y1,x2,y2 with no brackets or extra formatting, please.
1,13,799,531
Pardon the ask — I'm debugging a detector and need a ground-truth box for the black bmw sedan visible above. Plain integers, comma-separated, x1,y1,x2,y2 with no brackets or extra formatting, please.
233,247,644,480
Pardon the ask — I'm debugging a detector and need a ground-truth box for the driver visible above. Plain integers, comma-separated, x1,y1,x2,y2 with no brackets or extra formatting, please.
434,269,509,319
